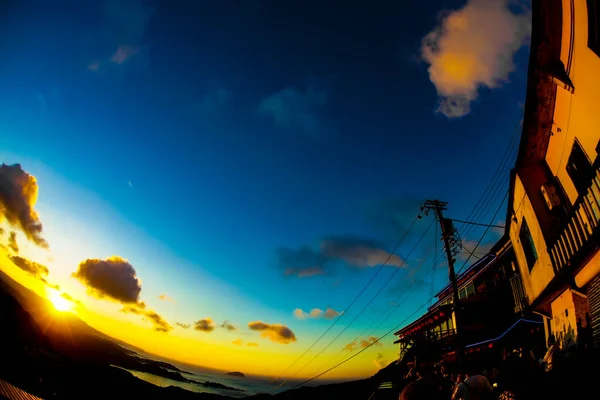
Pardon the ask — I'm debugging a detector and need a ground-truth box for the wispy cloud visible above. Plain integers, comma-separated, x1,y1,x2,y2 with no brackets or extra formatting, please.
293,307,341,320
158,293,174,302
194,318,215,333
200,88,231,113
72,256,142,304
0,163,48,248
344,336,382,352
9,255,49,279
87,0,154,72
277,235,403,278
373,353,388,369
220,321,236,331
258,84,334,136
7,231,18,254
123,304,172,333
248,321,297,344
421,0,530,117
232,338,243,346
176,322,191,329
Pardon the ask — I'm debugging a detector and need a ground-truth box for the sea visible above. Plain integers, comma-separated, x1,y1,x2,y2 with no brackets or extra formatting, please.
119,351,282,398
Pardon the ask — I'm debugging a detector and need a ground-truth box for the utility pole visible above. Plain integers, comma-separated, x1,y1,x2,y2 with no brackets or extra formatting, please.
422,200,464,366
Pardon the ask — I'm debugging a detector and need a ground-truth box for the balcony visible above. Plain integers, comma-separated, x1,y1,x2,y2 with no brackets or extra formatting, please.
548,163,600,272
510,273,527,313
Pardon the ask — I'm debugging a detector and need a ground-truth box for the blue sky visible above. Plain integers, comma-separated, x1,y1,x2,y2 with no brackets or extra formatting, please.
0,0,531,379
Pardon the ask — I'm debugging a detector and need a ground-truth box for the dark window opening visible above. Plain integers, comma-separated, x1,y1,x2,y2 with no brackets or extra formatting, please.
587,0,600,58
566,140,594,195
519,219,538,271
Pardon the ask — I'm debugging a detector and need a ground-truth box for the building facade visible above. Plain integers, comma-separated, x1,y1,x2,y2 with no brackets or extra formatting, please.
509,0,600,350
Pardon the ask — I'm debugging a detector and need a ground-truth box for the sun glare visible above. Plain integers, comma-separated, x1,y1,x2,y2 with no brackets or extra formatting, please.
48,290,74,313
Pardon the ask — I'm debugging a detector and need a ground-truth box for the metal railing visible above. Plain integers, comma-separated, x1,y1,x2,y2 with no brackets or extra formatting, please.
510,273,527,313
549,164,600,272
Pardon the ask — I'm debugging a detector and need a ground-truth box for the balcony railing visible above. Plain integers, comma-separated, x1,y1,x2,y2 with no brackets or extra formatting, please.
510,273,527,313
549,164,600,272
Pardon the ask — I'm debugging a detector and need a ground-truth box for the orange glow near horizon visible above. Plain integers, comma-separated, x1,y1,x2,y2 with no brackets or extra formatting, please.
47,289,74,313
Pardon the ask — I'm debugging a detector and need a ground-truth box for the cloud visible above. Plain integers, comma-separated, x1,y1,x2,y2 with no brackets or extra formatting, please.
321,236,404,268
367,198,423,238
248,321,297,344
200,88,231,113
246,342,259,347
60,292,81,305
293,307,341,320
232,339,243,346
277,236,402,278
122,304,172,332
8,231,18,254
194,318,215,333
459,239,495,261
344,340,358,352
72,256,142,304
421,0,530,117
0,163,48,248
87,0,154,72
176,322,191,329
258,84,334,136
323,307,341,319
360,336,382,348
373,353,388,369
220,321,236,331
8,255,49,279
158,293,174,302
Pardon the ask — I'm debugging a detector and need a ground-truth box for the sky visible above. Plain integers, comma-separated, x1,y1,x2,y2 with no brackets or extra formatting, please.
0,0,531,383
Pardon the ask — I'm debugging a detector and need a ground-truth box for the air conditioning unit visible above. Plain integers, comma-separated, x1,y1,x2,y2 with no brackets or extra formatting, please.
541,182,561,210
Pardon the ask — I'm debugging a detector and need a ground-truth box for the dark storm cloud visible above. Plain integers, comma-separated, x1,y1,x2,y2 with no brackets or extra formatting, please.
0,163,48,248
9,255,49,279
248,321,296,344
194,318,215,333
276,235,403,278
72,256,142,304
8,231,18,253
258,84,335,136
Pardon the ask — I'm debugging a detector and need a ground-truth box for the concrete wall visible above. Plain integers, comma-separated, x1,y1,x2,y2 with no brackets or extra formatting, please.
549,289,589,349
546,0,600,204
509,174,556,304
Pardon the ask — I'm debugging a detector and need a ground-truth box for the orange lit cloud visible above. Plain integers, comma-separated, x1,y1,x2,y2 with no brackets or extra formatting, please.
293,307,341,320
220,321,236,331
0,163,48,248
122,304,172,333
8,231,18,254
246,342,259,347
158,293,174,302
232,339,243,346
360,336,382,348
72,256,142,304
373,353,388,369
194,318,215,333
421,0,530,117
248,321,296,344
9,255,49,279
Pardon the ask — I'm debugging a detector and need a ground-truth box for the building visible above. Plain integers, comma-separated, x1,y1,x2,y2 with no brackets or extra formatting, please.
393,237,542,366
508,0,600,350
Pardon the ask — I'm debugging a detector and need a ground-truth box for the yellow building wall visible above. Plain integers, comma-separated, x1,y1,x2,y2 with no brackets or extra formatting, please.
550,290,578,349
546,0,600,204
509,174,556,304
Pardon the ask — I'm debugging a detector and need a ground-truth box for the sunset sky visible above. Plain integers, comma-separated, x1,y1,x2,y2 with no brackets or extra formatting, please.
0,0,530,382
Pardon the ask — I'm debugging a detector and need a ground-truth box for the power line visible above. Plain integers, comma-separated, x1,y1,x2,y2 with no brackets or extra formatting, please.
276,219,435,389
451,219,505,229
270,213,422,385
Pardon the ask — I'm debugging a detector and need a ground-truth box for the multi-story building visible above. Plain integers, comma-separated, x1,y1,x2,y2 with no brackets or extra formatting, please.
394,237,542,366
508,0,600,350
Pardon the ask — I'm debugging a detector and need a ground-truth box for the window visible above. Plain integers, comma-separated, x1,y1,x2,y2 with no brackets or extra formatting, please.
519,218,538,271
588,0,600,57
566,141,594,195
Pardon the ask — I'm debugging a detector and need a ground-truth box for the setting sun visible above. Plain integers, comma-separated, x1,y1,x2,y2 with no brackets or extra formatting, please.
48,290,73,313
